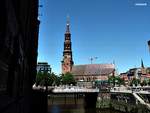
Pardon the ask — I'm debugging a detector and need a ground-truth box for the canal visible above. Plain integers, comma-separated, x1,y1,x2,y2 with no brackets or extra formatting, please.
48,95,123,113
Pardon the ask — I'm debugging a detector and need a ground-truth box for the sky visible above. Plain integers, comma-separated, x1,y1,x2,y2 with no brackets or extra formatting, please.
38,0,150,74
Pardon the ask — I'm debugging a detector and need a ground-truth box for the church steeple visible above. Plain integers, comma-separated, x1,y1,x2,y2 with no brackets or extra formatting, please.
66,16,70,33
141,59,144,68
61,16,74,74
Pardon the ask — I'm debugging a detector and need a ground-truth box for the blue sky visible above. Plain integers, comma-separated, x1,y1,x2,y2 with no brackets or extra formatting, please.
38,0,150,74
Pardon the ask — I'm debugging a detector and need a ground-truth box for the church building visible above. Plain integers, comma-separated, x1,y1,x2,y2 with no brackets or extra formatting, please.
61,18,115,87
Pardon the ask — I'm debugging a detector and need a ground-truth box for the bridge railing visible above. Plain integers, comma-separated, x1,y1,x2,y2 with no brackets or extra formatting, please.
32,84,99,93
52,86,99,93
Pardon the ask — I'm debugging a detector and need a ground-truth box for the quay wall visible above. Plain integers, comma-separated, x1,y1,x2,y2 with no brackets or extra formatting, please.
97,92,150,113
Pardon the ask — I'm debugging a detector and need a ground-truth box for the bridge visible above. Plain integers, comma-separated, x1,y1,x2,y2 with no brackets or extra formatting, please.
33,85,99,108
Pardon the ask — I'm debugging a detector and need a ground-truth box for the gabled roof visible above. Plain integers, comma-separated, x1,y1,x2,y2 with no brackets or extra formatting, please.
71,64,115,75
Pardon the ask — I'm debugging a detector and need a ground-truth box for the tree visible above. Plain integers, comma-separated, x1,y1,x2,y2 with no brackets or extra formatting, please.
61,72,76,85
108,76,115,86
116,77,125,86
55,76,61,86
36,71,50,86
108,76,125,87
130,78,140,86
36,71,43,86
148,79,150,86
47,72,61,86
142,80,147,86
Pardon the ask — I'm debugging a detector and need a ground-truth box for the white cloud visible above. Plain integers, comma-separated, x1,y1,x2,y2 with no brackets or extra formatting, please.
134,3,148,6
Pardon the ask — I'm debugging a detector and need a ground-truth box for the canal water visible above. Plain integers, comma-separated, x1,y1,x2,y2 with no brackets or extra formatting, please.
48,95,123,113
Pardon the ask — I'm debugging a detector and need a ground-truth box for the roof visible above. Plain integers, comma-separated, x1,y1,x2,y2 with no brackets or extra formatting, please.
71,64,115,76
141,74,150,78
37,62,48,65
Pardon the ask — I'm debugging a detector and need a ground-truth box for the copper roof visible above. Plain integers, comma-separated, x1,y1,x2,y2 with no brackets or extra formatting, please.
71,64,115,75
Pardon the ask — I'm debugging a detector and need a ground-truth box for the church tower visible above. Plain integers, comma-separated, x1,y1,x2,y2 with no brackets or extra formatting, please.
61,17,74,74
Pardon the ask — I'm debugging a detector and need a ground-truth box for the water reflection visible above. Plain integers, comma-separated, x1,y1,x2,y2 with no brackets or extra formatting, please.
48,96,122,113
50,106,61,113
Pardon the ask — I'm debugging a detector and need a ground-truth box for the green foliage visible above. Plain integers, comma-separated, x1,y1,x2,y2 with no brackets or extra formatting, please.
36,71,61,86
108,76,115,86
61,72,76,85
47,73,54,86
47,72,61,86
36,71,46,86
55,76,61,86
142,80,147,86
130,78,140,86
148,79,150,85
108,76,125,86
36,72,41,85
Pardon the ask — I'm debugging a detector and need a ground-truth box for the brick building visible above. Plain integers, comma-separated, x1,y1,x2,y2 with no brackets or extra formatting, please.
61,18,115,87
